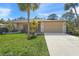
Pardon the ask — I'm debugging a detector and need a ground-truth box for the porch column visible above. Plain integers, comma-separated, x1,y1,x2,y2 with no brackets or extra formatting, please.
41,22,44,33
63,22,66,33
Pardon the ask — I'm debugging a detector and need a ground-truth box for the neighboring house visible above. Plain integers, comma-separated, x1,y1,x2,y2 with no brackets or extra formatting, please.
13,20,66,33
0,23,6,28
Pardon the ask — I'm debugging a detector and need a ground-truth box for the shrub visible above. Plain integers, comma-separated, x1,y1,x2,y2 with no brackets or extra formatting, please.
74,28,79,35
66,20,79,35
66,21,75,34
6,21,15,32
30,20,38,38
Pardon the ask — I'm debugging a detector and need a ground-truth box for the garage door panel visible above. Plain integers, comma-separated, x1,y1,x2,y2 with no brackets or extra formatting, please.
44,22,64,33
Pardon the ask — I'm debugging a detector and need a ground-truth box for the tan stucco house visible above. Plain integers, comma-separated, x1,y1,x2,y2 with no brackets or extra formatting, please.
0,23,6,28
13,20,66,33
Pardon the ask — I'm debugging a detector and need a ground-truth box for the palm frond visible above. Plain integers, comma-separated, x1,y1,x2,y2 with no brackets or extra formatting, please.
18,3,26,11
64,3,70,10
30,3,40,11
64,3,79,10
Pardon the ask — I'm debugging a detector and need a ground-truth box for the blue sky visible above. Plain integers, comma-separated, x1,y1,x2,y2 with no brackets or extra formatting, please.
0,3,67,20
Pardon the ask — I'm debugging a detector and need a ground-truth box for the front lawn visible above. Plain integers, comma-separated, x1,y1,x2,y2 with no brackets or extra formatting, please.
0,33,49,56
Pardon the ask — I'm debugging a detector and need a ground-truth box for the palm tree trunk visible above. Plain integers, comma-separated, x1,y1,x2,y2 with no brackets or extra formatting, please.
73,7,79,26
27,4,30,40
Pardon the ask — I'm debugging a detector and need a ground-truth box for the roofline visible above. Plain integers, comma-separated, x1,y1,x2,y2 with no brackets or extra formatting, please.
13,20,66,23
38,20,66,22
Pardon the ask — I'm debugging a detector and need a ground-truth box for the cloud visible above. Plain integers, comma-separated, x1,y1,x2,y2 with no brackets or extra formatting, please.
0,8,11,17
36,3,53,13
38,13,50,17
38,11,63,17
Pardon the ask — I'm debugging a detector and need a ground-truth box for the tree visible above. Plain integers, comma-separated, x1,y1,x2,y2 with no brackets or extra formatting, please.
0,18,5,23
66,20,75,34
47,14,58,20
34,16,40,19
62,11,75,21
62,11,76,34
7,19,14,32
17,16,26,20
64,3,79,26
18,3,40,39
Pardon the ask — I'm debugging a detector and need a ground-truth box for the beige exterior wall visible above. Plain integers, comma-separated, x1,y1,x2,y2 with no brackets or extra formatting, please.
41,21,66,33
14,22,28,31
14,20,66,33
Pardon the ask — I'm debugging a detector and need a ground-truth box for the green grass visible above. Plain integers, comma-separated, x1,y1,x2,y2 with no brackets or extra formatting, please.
0,33,49,56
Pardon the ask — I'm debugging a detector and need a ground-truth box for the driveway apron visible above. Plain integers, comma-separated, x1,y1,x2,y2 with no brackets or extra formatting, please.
45,33,79,56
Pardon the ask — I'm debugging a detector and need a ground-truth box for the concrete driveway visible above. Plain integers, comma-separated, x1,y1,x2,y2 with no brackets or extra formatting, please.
44,33,79,56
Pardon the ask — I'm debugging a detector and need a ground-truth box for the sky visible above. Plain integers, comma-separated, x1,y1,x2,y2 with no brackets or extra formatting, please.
0,3,79,20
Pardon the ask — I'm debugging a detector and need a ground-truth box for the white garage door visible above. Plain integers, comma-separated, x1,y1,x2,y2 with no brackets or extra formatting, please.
43,21,66,33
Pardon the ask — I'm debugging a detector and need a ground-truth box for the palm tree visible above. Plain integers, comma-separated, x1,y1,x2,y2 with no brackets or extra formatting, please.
18,3,40,39
64,3,78,26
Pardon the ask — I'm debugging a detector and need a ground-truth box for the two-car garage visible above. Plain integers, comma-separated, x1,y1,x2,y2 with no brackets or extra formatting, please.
41,20,66,33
